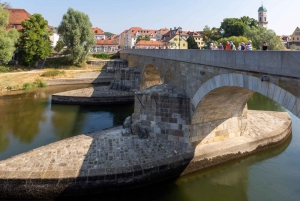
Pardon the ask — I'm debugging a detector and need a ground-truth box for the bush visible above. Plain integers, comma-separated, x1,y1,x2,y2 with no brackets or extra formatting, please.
0,66,12,73
92,53,111,60
23,79,47,90
42,70,65,77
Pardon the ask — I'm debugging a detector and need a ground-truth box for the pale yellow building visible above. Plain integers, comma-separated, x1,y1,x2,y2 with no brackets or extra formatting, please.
289,26,300,50
168,35,188,49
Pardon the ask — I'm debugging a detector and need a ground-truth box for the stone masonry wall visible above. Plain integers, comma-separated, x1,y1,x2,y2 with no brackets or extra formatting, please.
132,85,190,143
111,67,141,91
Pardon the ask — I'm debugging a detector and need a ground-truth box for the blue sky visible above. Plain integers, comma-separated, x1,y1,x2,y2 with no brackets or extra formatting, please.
6,0,300,35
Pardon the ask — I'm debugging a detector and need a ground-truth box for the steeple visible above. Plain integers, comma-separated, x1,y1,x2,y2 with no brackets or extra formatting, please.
258,4,268,28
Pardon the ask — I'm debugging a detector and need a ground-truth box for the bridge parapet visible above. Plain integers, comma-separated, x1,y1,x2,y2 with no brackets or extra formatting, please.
120,50,300,78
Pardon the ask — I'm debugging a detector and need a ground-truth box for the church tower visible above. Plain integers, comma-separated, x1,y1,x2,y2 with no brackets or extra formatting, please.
258,4,268,28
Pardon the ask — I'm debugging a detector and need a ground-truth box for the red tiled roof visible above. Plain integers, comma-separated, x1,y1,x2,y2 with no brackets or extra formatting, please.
5,8,31,30
136,40,166,46
95,39,117,45
92,27,104,35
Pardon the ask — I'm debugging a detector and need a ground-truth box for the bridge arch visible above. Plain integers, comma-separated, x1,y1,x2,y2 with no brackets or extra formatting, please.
189,73,300,146
141,64,163,90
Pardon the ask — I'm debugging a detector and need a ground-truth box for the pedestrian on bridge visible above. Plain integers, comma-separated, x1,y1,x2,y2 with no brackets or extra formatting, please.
246,40,252,51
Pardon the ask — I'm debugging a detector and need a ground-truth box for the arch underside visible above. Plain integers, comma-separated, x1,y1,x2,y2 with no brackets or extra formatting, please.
141,64,162,90
190,86,254,146
190,73,300,146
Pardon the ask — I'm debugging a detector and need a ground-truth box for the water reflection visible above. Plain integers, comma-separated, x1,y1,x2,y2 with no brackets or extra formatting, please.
0,84,134,160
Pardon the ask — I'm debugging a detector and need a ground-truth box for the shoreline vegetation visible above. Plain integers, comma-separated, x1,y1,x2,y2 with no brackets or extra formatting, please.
0,53,118,91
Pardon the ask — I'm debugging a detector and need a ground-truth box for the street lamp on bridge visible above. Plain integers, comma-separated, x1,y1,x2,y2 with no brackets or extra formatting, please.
220,28,225,38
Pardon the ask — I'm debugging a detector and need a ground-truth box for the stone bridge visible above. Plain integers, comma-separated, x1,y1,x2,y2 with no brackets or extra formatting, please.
120,49,300,146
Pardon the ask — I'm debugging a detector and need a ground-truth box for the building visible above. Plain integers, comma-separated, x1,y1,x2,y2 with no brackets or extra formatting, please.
186,31,204,49
5,8,30,30
258,4,268,28
91,39,118,53
92,27,105,40
156,28,169,41
119,27,159,49
49,26,60,47
135,41,167,49
288,27,300,50
167,35,188,49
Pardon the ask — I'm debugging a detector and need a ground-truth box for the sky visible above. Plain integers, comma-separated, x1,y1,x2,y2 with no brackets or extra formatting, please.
5,0,300,35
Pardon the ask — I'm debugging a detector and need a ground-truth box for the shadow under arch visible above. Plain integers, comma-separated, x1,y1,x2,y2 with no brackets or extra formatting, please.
141,64,163,90
189,73,300,146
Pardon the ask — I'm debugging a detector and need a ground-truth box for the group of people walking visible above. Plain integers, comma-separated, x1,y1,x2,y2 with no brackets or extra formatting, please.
210,40,268,51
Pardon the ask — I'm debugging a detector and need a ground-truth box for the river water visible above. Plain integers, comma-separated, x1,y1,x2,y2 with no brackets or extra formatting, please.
0,85,299,201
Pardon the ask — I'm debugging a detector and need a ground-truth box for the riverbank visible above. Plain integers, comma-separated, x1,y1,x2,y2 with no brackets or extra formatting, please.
0,110,291,199
0,68,113,92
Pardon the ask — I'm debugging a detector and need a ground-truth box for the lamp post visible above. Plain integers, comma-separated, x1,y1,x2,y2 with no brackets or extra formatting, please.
178,26,182,49
220,28,225,38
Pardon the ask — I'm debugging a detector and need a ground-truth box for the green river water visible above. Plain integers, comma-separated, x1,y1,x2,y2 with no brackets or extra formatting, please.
0,85,299,201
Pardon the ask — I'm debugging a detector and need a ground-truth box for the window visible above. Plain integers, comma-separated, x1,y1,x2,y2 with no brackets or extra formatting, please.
13,25,18,29
265,17,266,21
173,38,178,41
298,37,299,40
260,17,261,22
183,44,185,46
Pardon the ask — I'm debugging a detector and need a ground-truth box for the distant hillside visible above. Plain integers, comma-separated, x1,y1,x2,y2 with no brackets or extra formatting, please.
104,32,114,37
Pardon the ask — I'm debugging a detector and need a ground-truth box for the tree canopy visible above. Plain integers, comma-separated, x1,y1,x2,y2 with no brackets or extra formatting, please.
0,5,19,64
0,1,11,8
54,39,65,53
187,36,199,49
104,32,114,37
244,26,284,50
220,16,258,37
58,8,94,66
136,35,150,44
18,14,52,66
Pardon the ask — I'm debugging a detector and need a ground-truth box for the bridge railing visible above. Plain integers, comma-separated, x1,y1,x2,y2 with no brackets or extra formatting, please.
120,49,300,78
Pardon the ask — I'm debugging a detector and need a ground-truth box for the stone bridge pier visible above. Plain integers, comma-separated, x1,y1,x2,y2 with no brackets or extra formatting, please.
131,84,254,147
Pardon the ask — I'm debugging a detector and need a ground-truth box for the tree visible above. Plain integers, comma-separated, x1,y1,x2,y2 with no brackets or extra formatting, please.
104,32,114,37
244,26,284,50
187,36,199,49
202,25,222,49
220,18,246,37
0,1,11,8
54,39,65,53
0,5,18,64
220,17,258,38
136,35,150,44
240,16,259,28
18,14,52,66
58,8,94,66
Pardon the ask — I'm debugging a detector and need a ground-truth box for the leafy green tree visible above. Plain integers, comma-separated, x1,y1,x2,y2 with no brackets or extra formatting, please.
54,39,65,53
244,26,284,50
187,36,199,49
0,5,19,64
220,18,246,37
202,25,222,49
136,35,150,44
58,8,95,66
220,17,258,38
104,32,114,37
18,14,52,66
0,1,11,8
218,36,249,49
240,16,259,28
